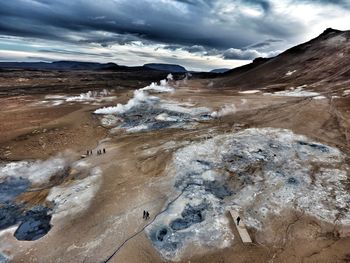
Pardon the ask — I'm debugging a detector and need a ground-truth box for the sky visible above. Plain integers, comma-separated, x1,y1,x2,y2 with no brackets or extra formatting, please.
0,0,350,71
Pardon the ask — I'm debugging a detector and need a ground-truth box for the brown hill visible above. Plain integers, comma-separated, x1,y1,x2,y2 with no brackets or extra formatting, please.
216,28,350,92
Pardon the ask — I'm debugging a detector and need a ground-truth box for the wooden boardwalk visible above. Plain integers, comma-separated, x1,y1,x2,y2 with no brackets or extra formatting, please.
229,210,252,243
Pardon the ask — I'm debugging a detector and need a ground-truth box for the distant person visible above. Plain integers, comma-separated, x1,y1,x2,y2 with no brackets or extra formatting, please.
146,211,150,220
103,148,106,154
236,216,241,226
90,150,93,155
86,150,89,156
143,210,146,219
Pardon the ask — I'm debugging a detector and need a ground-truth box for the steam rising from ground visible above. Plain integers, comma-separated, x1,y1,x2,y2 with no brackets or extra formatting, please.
94,74,212,132
66,89,113,102
238,90,260,94
211,104,236,118
141,73,174,93
35,89,115,106
0,155,71,185
94,89,159,115
47,166,102,222
94,75,173,115
147,128,350,260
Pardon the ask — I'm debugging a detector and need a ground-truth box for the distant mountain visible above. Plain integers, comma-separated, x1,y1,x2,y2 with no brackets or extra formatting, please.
143,63,187,73
0,61,190,73
216,28,350,90
210,68,231,73
0,61,130,71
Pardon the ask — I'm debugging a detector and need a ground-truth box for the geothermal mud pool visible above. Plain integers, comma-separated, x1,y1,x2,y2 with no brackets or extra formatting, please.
146,128,350,261
0,154,101,246
94,75,213,133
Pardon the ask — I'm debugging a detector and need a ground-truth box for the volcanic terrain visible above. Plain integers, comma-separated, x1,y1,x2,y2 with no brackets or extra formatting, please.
0,29,350,263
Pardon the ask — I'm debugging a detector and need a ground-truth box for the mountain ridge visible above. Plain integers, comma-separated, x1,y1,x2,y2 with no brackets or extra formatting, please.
215,28,350,91
0,61,189,73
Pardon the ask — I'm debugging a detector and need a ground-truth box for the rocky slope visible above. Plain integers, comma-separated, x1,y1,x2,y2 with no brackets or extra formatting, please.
216,28,350,92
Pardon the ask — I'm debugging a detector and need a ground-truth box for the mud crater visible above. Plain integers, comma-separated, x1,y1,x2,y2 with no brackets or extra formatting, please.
146,128,350,261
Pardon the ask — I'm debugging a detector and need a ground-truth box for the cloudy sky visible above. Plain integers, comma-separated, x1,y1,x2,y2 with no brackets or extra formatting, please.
0,0,350,71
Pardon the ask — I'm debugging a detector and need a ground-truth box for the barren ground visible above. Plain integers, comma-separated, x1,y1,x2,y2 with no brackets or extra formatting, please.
0,72,350,263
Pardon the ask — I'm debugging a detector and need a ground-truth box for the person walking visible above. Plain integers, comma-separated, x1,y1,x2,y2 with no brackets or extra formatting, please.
103,148,106,154
236,216,241,226
143,210,146,219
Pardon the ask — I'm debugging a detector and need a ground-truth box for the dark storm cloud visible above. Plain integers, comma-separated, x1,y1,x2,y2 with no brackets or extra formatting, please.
244,0,272,13
223,48,261,60
173,0,214,7
0,0,349,64
39,48,113,58
294,0,350,7
0,0,306,50
163,44,219,56
248,39,283,49
162,45,183,51
78,33,143,47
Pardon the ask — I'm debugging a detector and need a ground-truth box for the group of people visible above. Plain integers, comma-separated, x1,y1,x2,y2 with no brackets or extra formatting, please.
97,148,106,155
86,148,106,156
143,210,150,220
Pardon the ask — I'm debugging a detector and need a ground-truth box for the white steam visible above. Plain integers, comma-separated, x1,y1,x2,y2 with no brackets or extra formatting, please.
211,104,236,118
94,89,159,115
65,89,112,102
155,113,179,122
94,75,174,115
47,166,102,221
238,90,260,94
141,81,174,93
39,89,115,106
0,156,70,185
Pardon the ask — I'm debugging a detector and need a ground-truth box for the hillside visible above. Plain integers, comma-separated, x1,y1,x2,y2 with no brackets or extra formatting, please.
216,28,350,92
